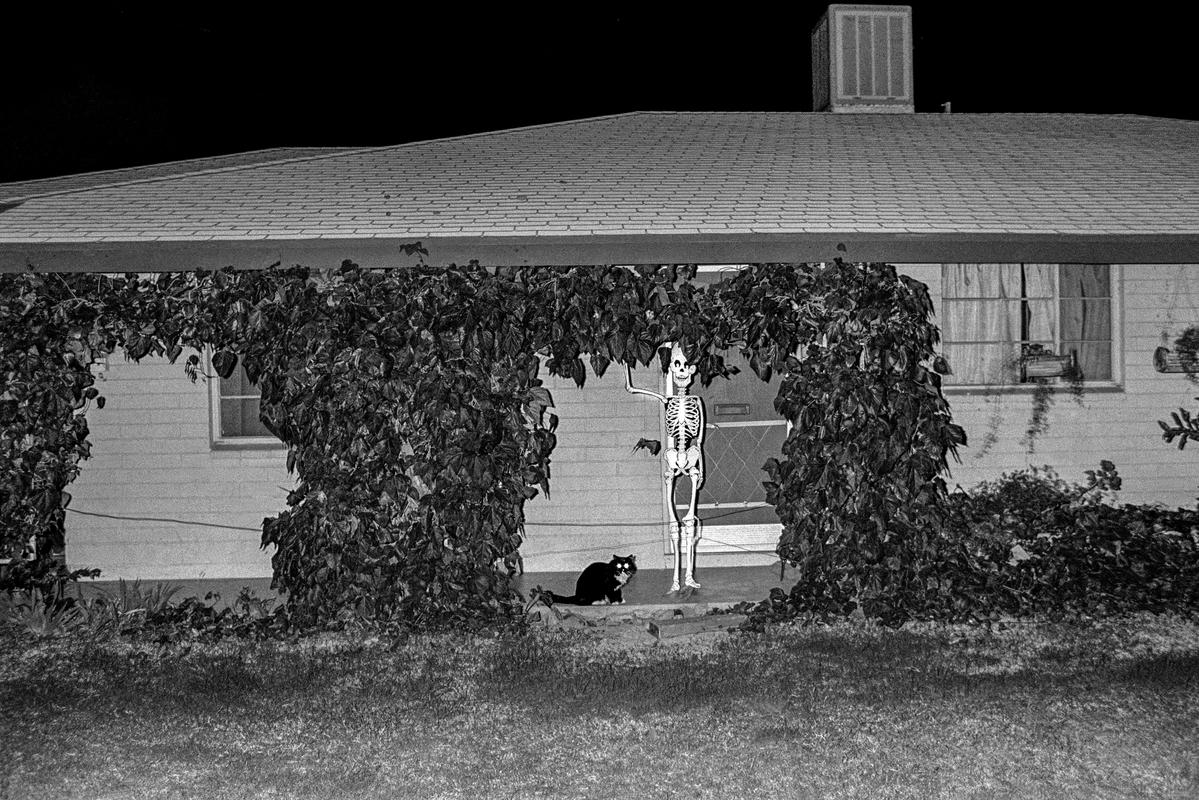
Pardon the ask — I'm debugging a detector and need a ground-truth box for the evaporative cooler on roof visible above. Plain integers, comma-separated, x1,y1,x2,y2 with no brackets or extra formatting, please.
812,4,914,113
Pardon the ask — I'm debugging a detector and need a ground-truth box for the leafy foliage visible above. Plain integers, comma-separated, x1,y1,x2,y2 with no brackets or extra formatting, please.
744,462,1199,627
1160,399,1199,450
0,588,86,639
2,259,971,629
711,262,967,623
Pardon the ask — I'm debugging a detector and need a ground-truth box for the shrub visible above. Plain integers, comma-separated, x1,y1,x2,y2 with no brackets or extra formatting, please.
746,462,1199,627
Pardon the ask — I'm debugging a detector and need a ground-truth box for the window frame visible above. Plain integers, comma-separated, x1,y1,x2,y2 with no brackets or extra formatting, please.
206,350,284,450
938,263,1123,393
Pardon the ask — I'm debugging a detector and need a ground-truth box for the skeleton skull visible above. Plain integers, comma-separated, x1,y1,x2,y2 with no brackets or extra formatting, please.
669,344,697,389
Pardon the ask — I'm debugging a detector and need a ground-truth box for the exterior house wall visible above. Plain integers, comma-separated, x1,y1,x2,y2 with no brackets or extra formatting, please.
66,264,1199,580
66,357,290,580
901,263,1199,510
65,354,669,580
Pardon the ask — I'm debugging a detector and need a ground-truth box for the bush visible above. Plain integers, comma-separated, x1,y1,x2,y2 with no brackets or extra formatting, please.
746,462,1199,627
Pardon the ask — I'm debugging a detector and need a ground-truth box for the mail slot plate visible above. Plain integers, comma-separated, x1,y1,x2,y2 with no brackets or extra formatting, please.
714,403,751,416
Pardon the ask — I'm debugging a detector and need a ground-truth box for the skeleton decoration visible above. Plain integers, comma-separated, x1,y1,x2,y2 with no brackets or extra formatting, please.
626,343,706,594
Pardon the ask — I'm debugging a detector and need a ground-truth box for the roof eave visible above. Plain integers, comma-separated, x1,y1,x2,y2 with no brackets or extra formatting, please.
3,232,1199,273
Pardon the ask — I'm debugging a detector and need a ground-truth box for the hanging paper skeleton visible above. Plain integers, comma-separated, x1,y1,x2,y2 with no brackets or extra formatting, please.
626,343,706,593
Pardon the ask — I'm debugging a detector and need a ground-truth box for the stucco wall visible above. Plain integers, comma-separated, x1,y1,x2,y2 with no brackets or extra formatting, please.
66,263,1199,580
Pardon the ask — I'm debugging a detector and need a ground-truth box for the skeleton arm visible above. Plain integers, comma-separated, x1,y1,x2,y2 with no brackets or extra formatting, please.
625,363,667,403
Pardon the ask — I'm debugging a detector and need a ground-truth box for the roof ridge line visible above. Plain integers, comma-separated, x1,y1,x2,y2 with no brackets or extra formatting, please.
357,111,649,153
0,146,377,202
0,146,354,187
2,113,650,202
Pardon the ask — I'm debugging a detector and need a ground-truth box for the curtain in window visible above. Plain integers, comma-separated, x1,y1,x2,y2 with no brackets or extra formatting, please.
1060,264,1112,380
219,366,273,438
941,264,1055,385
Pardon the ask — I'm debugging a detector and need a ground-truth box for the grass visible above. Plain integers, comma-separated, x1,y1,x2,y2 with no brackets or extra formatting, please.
1,613,1198,799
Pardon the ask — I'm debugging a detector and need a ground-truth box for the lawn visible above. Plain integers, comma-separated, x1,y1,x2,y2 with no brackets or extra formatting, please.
2,613,1198,799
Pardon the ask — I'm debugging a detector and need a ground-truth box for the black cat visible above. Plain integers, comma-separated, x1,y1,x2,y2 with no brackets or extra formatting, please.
544,555,637,605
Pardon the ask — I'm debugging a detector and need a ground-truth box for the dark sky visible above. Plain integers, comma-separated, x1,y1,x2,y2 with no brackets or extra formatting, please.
4,3,1195,183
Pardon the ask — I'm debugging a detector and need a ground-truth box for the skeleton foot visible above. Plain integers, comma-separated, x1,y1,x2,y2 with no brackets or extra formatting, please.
668,581,680,594
685,577,701,589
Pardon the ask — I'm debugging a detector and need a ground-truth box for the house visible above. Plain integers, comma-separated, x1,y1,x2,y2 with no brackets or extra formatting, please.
2,6,1198,582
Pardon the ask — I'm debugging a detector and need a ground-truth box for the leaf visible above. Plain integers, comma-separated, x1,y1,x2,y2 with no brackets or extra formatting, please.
632,438,662,456
212,350,238,379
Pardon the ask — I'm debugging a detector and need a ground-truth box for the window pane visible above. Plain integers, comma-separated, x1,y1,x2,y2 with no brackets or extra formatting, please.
219,363,257,397
1060,264,1110,298
942,264,1026,298
1023,299,1056,342
1060,298,1112,343
942,298,1021,343
220,398,273,438
943,264,1113,386
942,342,1021,385
1062,341,1112,381
1020,264,1056,298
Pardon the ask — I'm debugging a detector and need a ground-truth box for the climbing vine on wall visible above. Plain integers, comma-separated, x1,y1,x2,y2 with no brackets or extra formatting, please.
2,259,967,627
707,262,967,621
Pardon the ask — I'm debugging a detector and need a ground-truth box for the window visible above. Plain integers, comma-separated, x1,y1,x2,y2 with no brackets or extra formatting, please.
941,264,1114,386
208,355,277,445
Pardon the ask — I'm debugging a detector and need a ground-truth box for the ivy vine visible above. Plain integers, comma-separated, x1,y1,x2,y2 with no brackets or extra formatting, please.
2,259,967,627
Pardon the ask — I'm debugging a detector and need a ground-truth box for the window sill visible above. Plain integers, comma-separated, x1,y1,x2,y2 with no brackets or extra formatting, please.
943,382,1124,397
211,438,287,451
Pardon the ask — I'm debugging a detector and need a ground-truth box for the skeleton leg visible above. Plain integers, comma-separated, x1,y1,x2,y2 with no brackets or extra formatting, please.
666,471,682,593
682,472,701,589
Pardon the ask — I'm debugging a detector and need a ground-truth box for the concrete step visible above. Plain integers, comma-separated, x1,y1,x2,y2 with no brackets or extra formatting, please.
647,614,749,639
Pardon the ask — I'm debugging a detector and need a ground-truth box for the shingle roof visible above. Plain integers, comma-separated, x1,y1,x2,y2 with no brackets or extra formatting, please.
2,112,1198,268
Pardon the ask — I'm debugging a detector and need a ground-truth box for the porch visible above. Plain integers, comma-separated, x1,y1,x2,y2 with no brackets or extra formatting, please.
70,563,790,616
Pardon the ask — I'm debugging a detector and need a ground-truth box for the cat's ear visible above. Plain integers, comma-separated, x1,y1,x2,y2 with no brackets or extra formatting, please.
627,554,636,562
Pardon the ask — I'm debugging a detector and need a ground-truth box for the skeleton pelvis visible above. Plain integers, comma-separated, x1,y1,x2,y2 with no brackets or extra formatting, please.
664,446,702,476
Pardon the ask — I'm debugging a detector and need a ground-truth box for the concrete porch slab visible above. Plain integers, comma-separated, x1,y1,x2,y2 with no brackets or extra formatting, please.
69,563,790,615
517,564,789,609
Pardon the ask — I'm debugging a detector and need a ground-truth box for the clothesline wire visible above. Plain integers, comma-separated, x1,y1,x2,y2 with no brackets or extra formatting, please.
65,507,778,563
66,502,766,535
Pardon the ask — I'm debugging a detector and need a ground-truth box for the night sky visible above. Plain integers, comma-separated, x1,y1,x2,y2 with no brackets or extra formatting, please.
4,3,1195,183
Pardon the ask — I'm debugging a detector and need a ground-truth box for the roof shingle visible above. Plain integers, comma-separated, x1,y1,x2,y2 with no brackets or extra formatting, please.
1,112,1197,267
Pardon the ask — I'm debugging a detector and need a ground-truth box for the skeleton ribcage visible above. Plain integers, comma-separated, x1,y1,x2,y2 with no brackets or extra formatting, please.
665,396,701,443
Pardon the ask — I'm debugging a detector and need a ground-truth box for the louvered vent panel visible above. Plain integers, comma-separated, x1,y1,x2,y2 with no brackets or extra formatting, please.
813,5,913,112
811,14,831,112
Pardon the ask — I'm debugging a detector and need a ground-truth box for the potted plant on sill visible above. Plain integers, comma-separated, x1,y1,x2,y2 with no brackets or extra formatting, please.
1019,343,1076,380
